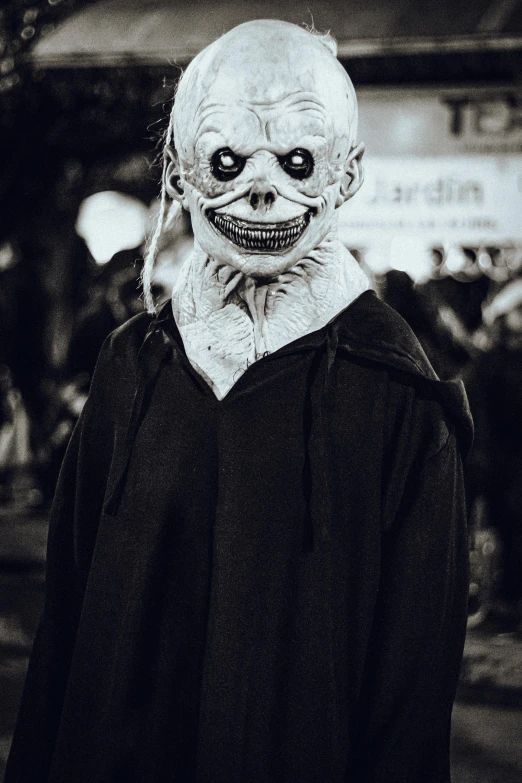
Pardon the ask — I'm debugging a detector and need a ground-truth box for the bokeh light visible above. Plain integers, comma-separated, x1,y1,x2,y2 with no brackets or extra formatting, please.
75,190,148,264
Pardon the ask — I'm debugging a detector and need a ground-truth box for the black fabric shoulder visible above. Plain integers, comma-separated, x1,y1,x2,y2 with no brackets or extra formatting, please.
104,310,153,359
84,311,154,416
338,291,438,379
337,292,473,458
386,368,451,459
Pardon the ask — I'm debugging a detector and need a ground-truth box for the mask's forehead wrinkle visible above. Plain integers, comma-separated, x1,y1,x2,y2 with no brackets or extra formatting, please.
194,104,226,140
248,92,326,112
237,103,265,134
242,88,308,107
175,20,358,164
196,93,327,140
195,103,265,143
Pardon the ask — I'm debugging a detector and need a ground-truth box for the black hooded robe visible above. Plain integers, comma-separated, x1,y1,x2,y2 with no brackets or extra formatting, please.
6,290,473,783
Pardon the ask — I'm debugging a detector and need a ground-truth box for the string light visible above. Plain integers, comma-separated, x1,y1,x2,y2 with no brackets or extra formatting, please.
0,56,14,74
23,10,39,25
21,26,36,41
0,0,79,95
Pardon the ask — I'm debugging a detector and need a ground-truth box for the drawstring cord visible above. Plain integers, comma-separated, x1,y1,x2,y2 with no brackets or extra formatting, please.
302,323,338,552
104,322,172,517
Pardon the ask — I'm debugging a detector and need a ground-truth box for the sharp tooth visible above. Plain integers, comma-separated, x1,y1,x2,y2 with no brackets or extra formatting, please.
213,215,308,249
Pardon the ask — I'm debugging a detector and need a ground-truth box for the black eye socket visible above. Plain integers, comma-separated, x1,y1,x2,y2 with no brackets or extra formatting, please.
279,148,314,180
210,147,246,181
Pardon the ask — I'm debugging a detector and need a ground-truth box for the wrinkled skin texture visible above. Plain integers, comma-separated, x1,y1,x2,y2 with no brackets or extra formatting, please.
166,20,368,398
172,239,368,399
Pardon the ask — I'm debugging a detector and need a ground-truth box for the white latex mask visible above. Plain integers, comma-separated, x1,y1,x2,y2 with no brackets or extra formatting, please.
167,20,363,278
163,21,368,398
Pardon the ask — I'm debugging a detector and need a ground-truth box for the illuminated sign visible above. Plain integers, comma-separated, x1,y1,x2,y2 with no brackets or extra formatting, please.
339,157,522,247
339,88,522,267
357,88,522,157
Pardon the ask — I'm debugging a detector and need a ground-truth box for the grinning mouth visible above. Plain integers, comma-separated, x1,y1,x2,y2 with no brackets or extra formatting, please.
207,209,313,252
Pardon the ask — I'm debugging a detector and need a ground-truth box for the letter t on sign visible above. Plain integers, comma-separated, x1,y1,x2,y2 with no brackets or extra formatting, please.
442,98,469,136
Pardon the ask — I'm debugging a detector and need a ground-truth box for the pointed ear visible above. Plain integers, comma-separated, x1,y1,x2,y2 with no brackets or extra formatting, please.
164,145,185,203
336,142,365,207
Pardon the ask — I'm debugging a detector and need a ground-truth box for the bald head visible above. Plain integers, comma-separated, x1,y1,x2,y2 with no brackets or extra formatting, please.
174,20,358,166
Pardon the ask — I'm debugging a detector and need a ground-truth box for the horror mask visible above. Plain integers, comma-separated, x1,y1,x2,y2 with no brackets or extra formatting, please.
144,20,369,398
164,20,363,279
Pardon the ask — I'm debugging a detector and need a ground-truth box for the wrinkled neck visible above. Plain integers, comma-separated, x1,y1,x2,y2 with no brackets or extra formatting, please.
171,236,369,398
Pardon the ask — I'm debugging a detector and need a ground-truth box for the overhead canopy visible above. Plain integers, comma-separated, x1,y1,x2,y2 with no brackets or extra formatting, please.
31,0,522,69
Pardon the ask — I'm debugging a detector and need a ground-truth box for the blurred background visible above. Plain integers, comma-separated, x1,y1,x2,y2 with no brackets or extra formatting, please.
1,1,522,780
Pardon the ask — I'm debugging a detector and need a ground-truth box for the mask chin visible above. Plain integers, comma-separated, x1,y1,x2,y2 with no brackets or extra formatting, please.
218,243,313,279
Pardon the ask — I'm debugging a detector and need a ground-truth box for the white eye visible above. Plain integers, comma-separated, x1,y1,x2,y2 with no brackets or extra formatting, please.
290,152,305,166
220,154,235,169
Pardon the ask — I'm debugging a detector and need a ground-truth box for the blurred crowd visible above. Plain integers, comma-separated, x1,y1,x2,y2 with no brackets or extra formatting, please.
1,227,522,631
375,247,522,632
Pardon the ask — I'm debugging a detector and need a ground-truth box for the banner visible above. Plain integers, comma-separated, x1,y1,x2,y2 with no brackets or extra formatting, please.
339,156,522,248
357,87,522,157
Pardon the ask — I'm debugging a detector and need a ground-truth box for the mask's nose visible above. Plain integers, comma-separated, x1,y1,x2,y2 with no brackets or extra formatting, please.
248,178,277,211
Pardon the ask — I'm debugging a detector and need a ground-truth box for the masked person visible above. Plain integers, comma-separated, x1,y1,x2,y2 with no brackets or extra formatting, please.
6,20,473,783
